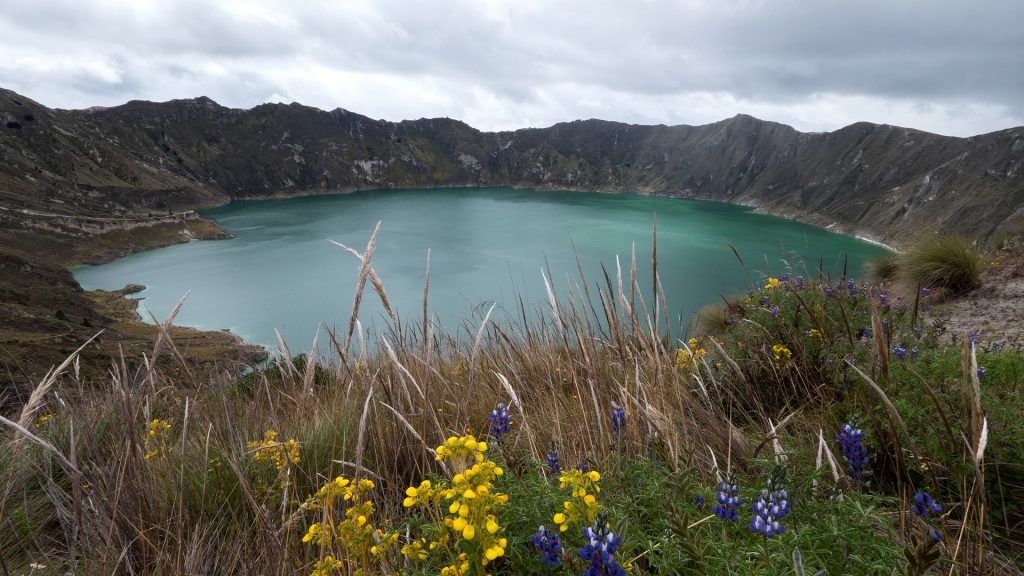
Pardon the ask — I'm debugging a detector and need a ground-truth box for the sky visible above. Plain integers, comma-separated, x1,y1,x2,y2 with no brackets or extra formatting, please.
1,0,1021,137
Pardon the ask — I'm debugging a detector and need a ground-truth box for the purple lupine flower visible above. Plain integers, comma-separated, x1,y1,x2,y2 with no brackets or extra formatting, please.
779,273,790,282
977,367,987,380
610,405,626,435
532,525,562,567
921,287,931,298
579,515,626,576
489,403,511,442
694,496,706,509
749,487,790,537
769,306,779,318
796,276,806,290
546,449,561,475
862,326,873,340
712,475,743,522
968,330,980,347
891,344,908,360
824,285,835,298
912,491,942,517
837,422,870,484
911,348,920,359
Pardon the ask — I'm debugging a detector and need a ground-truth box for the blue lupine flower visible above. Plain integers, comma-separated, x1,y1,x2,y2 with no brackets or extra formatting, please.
862,326,873,339
489,403,511,442
911,348,920,359
879,292,889,307
825,358,834,366
912,491,942,517
847,280,858,295
968,330,980,346
531,525,562,567
977,367,987,380
610,405,626,435
749,487,790,537
779,273,790,282
881,319,889,332
694,495,706,508
921,287,931,297
796,276,805,290
546,449,561,475
579,515,626,576
712,476,743,522
930,528,942,542
824,285,835,298
837,422,870,484
891,344,908,360
769,306,779,318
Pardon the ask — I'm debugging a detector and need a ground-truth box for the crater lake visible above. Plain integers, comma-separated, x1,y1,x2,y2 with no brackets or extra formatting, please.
73,187,889,352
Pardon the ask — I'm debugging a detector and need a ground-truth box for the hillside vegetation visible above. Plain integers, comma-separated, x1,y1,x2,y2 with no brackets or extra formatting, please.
1,231,1021,575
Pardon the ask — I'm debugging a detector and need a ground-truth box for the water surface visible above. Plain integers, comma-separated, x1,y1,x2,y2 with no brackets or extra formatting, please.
74,188,888,351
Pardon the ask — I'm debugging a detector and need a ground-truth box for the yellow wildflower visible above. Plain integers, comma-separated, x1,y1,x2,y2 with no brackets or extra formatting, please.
144,419,172,461
764,277,781,289
772,344,793,361
553,468,602,532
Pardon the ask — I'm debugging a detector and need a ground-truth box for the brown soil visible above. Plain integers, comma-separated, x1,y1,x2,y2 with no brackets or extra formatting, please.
929,246,1024,347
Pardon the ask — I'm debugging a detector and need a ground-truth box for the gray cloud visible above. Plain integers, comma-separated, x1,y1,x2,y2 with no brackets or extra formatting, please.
0,0,1021,136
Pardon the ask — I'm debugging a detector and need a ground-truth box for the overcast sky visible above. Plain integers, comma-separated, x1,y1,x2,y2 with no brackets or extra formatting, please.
1,0,1021,136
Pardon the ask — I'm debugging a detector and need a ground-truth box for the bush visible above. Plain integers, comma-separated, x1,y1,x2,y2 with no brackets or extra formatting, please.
864,251,900,283
898,236,982,294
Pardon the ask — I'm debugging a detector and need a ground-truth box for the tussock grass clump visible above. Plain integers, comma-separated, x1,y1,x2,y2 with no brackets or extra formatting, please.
899,236,982,294
864,250,900,283
693,294,747,336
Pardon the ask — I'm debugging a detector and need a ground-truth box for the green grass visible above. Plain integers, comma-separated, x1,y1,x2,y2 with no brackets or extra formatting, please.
1,250,1021,575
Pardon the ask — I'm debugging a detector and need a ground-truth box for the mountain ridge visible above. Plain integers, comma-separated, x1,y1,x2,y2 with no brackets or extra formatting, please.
3,86,1023,247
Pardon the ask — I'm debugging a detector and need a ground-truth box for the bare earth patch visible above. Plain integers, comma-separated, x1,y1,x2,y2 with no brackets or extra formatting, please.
930,247,1024,346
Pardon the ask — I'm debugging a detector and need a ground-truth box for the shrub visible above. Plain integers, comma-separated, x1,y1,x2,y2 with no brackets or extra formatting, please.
898,236,982,294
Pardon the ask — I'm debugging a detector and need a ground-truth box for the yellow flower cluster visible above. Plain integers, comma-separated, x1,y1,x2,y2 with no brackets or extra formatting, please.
552,468,602,532
302,476,380,574
34,414,53,429
248,430,301,472
144,418,172,461
405,435,509,574
807,328,824,341
675,337,707,370
772,344,793,361
764,277,782,289
400,538,429,561
435,435,488,471
309,555,342,576
369,529,399,558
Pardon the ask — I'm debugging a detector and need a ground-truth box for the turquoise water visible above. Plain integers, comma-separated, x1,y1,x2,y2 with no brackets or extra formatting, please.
73,188,888,351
